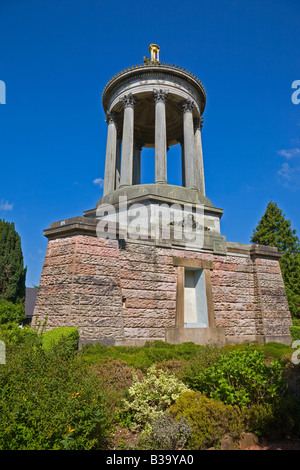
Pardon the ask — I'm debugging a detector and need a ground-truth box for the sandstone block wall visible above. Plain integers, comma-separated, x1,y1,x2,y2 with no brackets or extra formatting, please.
33,233,292,346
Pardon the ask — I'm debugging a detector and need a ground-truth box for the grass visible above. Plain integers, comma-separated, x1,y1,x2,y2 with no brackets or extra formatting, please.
81,340,205,371
81,339,294,372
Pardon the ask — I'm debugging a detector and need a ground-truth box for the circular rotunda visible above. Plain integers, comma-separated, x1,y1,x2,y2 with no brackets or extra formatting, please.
98,44,213,210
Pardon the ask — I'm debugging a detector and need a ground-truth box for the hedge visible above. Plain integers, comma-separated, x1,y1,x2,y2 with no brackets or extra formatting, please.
42,327,79,353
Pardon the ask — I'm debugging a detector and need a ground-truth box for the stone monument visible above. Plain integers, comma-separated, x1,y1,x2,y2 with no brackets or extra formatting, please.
33,45,292,347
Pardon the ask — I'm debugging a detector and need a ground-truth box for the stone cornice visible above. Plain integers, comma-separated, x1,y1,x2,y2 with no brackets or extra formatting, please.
44,217,98,239
102,63,206,114
250,244,282,259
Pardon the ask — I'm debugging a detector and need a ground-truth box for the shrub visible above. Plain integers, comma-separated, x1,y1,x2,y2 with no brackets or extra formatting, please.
96,358,142,390
94,359,143,410
243,403,275,437
150,414,192,450
181,344,224,386
121,364,190,431
154,359,188,379
0,300,25,325
189,348,286,407
42,327,79,354
244,400,298,439
169,391,244,449
0,322,39,347
0,337,111,450
290,326,300,343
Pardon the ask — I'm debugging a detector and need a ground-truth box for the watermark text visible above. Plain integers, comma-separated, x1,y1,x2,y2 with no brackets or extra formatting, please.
291,80,300,105
0,80,6,104
96,196,207,249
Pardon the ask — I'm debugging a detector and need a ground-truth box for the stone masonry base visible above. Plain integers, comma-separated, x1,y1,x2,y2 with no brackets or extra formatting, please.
32,220,293,347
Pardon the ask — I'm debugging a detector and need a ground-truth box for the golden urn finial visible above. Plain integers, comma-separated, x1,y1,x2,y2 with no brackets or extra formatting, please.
149,43,160,62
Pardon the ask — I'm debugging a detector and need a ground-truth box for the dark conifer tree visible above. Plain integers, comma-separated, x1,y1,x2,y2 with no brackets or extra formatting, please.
0,219,27,304
251,201,300,319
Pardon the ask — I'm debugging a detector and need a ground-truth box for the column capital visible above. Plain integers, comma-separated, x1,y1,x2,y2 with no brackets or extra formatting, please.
105,111,120,126
120,93,137,109
194,117,204,131
153,88,169,103
180,98,196,114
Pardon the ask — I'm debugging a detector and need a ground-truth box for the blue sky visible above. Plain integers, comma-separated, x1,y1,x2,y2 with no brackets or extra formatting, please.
0,0,299,287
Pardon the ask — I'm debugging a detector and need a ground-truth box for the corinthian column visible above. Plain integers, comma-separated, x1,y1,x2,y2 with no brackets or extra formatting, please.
103,112,119,196
194,117,205,195
115,128,122,190
153,89,168,184
133,142,142,185
120,93,137,187
179,138,185,187
181,99,196,189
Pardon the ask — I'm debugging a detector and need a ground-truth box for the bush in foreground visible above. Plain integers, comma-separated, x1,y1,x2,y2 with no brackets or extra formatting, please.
149,413,192,450
41,326,79,354
121,364,190,431
94,358,144,412
0,336,111,450
187,348,286,407
169,391,244,449
0,322,38,347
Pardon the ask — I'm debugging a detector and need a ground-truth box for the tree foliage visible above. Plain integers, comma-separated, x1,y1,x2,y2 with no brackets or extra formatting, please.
251,201,300,318
0,300,25,325
0,220,26,304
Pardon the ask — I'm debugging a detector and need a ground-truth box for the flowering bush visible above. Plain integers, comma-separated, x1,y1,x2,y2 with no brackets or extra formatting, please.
121,364,190,431
150,414,192,450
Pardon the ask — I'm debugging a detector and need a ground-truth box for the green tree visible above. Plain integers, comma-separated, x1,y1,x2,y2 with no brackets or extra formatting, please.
251,201,300,319
0,220,27,304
